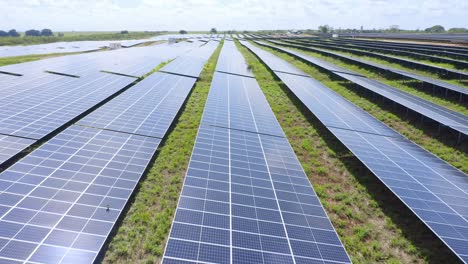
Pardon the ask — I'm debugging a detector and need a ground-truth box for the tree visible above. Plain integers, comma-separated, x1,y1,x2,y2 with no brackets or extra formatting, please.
41,28,53,36
57,32,64,37
425,25,445,33
25,29,41,36
448,27,468,33
388,25,400,32
0,30,8,37
210,28,217,34
120,30,129,34
318,25,331,34
179,30,188,34
8,29,20,37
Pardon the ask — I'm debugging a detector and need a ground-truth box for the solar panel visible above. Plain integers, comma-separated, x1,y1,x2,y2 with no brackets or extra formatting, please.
240,40,468,263
0,135,36,166
0,73,135,139
253,41,468,137
163,42,350,264
0,125,160,263
78,72,196,138
268,40,468,97
276,39,468,79
202,72,285,137
216,41,254,77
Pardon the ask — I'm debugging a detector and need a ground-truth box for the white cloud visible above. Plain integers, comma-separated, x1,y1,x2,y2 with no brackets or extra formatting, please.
0,0,466,31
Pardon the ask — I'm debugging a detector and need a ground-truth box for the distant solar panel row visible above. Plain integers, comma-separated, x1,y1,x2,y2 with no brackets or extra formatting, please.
294,38,468,69
0,41,197,77
269,40,468,97
258,41,468,137
163,42,350,264
240,40,468,263
279,39,468,79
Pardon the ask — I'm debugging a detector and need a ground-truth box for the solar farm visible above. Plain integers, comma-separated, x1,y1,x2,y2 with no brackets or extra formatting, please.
0,32,467,264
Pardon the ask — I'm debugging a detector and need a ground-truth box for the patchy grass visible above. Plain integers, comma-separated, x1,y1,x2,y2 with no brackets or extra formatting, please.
237,41,462,263
101,41,223,264
252,42,467,173
281,40,468,87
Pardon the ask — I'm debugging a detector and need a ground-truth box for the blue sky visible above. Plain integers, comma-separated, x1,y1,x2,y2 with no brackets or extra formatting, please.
1,0,467,31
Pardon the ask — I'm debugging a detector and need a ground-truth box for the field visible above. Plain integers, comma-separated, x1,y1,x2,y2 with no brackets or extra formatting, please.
0,35,466,264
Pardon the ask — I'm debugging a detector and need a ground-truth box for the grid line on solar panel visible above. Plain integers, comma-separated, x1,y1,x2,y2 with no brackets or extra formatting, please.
0,73,135,139
78,72,196,139
240,41,468,263
0,125,160,263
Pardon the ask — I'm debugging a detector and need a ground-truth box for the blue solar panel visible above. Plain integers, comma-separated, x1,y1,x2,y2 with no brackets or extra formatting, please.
0,135,36,166
78,72,196,138
0,125,160,263
160,42,219,78
216,41,254,77
0,73,135,139
163,42,350,264
202,72,285,137
252,41,468,137
271,40,468,97
241,40,468,263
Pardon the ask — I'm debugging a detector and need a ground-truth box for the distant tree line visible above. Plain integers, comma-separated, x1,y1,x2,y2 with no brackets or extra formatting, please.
0,28,54,37
314,24,468,34
0,29,20,37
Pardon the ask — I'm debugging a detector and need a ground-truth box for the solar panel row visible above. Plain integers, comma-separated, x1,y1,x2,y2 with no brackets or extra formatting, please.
0,41,217,263
240,40,468,263
216,41,254,77
268,40,468,97
279,39,468,79
0,41,197,77
163,41,351,264
292,39,468,69
257,41,468,138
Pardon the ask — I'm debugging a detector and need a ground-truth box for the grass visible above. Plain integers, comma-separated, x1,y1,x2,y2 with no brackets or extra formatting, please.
101,41,223,264
0,31,163,46
0,52,88,67
283,40,468,86
237,41,462,263
272,43,468,114
251,42,468,173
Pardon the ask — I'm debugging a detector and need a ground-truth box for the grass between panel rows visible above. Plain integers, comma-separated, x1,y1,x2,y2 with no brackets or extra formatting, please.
236,41,462,263
101,41,223,264
252,42,468,173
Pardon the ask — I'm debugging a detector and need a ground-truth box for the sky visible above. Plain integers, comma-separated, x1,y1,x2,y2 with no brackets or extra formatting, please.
0,0,467,32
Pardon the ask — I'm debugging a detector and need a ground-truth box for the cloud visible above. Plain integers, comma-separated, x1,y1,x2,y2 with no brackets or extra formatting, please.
0,0,466,31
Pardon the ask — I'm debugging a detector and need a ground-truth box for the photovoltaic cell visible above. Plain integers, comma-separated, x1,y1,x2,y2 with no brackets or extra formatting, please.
241,40,468,263
78,72,196,138
0,125,160,263
0,135,35,166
